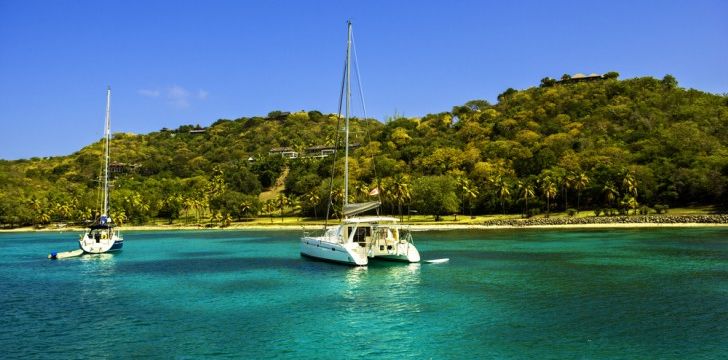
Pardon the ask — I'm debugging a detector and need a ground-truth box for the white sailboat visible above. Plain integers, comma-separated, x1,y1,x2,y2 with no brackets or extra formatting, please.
300,21,420,266
79,87,124,254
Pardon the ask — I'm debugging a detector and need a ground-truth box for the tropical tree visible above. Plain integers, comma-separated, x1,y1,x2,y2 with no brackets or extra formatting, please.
539,176,558,216
574,172,590,213
496,177,511,215
462,180,479,218
623,172,638,198
264,200,276,223
354,182,370,203
603,182,619,208
110,209,127,226
626,195,639,215
303,190,321,219
411,175,459,221
562,172,575,211
518,180,536,217
276,193,289,221
183,197,196,224
390,174,412,221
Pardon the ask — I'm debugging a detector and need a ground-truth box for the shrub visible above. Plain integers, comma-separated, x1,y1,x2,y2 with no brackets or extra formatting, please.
527,208,540,218
639,206,651,215
567,208,577,217
593,208,602,217
654,204,670,214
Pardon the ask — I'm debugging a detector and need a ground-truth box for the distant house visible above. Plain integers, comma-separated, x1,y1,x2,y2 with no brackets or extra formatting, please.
305,145,337,158
304,143,361,159
269,147,299,159
557,73,604,84
189,127,207,134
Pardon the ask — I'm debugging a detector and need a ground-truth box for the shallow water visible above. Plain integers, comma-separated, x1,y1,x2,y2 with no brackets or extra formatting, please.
1,228,726,359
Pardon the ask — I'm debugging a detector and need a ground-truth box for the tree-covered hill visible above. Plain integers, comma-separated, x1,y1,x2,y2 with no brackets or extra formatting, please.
1,74,727,227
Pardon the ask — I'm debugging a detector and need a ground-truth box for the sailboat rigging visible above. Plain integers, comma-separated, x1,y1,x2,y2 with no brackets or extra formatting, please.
78,87,124,254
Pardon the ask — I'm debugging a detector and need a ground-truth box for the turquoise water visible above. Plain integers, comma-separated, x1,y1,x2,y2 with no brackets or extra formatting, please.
1,228,726,359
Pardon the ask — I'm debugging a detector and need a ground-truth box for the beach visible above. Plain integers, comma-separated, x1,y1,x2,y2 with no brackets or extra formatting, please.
4,214,727,233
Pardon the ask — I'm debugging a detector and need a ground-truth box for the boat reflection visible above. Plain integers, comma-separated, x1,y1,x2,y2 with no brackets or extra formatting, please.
78,253,118,299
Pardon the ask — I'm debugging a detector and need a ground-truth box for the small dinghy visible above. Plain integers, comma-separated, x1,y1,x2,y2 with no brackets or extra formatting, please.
424,258,449,264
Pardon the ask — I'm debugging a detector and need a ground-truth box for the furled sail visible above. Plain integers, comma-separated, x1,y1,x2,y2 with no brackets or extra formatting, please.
343,201,380,217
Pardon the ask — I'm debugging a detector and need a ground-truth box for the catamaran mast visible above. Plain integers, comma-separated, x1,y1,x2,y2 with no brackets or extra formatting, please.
344,20,352,209
103,87,111,216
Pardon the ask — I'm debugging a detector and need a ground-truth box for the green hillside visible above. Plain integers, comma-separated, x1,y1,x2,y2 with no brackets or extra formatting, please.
1,73,727,227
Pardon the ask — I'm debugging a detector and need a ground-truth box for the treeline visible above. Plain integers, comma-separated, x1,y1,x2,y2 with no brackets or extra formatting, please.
1,73,727,227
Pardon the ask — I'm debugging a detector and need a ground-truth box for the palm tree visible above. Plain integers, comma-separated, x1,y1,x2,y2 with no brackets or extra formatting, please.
303,191,321,220
238,199,252,220
457,177,469,216
603,182,619,208
626,195,639,215
56,203,73,222
518,181,536,217
222,213,232,227
183,197,196,224
28,198,45,227
276,194,289,222
496,177,511,215
193,198,205,225
37,211,51,226
211,212,223,227
463,181,479,218
562,172,575,211
354,182,369,203
264,200,276,223
623,172,638,198
574,172,590,213
111,209,127,226
288,195,302,220
390,174,412,221
77,207,93,224
539,176,557,216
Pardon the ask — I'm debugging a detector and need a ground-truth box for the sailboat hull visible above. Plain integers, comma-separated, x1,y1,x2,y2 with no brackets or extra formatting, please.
79,234,123,254
300,237,368,265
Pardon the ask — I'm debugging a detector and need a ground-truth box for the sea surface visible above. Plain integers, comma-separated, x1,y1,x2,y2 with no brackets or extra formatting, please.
1,228,726,359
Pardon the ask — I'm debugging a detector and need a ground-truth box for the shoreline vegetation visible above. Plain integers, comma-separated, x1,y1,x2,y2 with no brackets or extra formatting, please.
2,75,727,231
4,210,727,233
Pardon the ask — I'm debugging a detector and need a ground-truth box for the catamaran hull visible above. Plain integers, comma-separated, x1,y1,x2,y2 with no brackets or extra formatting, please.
370,242,420,263
300,237,367,265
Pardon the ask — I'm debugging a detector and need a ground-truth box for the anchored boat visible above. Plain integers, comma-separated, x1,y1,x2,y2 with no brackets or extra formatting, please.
79,87,123,254
300,21,419,266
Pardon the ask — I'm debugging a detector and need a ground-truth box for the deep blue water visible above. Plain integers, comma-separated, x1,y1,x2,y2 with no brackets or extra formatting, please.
1,228,727,359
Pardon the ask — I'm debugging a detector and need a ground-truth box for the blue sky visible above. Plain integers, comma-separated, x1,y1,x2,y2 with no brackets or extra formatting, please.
1,0,726,160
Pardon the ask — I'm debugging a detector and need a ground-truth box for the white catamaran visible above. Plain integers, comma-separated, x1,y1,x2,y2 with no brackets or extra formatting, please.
300,21,420,266
79,87,124,254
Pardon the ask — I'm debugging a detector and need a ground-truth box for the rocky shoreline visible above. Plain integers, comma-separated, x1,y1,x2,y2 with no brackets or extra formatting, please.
482,214,728,227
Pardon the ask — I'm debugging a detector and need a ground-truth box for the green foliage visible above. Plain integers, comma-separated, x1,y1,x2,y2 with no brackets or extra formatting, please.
411,175,459,220
1,74,727,226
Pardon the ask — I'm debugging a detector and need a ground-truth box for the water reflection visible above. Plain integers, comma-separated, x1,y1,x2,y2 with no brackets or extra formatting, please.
338,263,423,354
79,253,119,300
343,266,368,295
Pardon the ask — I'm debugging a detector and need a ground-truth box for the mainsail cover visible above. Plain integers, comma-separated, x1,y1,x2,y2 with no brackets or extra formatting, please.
343,201,380,217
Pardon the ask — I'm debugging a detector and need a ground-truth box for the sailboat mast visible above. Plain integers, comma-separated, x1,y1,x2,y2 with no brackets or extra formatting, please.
103,87,111,216
344,20,352,208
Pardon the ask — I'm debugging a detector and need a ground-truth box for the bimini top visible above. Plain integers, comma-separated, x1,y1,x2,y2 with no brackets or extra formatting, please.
342,216,399,224
343,201,381,217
